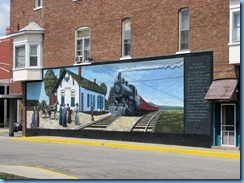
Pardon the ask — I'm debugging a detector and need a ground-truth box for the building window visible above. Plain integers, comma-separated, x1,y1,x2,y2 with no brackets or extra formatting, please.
97,96,103,110
122,18,131,57
61,92,65,106
93,95,95,108
87,94,90,107
15,46,25,68
232,12,240,42
76,27,91,63
71,91,75,107
14,44,42,69
35,0,43,8
179,9,189,51
29,45,38,67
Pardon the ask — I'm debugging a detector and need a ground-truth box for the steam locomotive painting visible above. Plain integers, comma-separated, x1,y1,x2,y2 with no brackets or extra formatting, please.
109,72,158,116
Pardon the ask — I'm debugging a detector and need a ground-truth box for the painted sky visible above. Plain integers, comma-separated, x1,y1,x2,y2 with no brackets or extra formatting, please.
27,58,184,107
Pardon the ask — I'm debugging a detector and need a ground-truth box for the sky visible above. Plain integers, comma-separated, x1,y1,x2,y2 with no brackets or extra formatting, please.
27,58,184,107
0,0,10,36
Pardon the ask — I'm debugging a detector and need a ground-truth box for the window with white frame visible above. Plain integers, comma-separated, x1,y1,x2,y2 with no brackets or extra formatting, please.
61,91,65,106
122,18,131,57
15,46,26,68
179,9,189,51
232,11,240,42
71,90,75,107
76,27,91,62
35,0,43,8
29,45,38,67
14,43,41,69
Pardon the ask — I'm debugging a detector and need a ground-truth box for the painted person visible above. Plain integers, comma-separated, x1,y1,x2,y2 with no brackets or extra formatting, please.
62,104,67,127
30,106,36,128
67,103,71,124
42,102,46,116
35,105,40,127
74,103,80,126
59,104,62,125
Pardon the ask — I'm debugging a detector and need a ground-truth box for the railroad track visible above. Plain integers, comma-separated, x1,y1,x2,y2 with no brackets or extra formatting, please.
83,116,120,130
130,111,163,132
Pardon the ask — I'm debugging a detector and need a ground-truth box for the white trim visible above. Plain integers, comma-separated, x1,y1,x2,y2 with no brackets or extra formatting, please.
33,6,43,11
12,67,42,71
176,50,190,54
228,42,240,46
10,30,44,37
120,56,132,60
0,35,10,40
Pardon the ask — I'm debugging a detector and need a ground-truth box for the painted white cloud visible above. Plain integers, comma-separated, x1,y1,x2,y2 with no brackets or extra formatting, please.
0,2,10,36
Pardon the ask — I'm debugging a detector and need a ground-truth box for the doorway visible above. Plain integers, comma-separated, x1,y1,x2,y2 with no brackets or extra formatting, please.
221,104,236,146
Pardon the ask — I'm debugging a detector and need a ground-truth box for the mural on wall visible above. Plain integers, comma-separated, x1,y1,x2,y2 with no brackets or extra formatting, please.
26,58,184,133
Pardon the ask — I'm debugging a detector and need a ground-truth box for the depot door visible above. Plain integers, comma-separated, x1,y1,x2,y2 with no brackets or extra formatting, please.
221,104,236,146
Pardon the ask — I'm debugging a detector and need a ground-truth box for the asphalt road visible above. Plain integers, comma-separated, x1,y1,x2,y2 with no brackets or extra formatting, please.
0,135,240,179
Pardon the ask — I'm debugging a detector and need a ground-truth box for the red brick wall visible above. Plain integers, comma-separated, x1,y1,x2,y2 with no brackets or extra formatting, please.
10,0,235,80
0,38,11,80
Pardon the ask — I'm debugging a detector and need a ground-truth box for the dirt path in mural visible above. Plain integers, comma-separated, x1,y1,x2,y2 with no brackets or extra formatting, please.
26,111,109,130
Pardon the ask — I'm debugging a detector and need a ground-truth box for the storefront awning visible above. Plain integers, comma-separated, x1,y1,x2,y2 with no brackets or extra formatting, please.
204,79,238,101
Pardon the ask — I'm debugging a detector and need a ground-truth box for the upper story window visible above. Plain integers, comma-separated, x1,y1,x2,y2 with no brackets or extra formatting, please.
232,11,240,42
35,0,43,9
15,46,26,68
14,44,41,69
179,9,189,51
30,45,38,66
75,27,91,63
122,18,131,58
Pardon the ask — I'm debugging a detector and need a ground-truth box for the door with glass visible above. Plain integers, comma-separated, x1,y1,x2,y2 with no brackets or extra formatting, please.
221,104,236,146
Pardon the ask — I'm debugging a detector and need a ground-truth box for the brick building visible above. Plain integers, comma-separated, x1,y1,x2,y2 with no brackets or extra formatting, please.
0,33,11,127
8,0,240,147
0,27,22,130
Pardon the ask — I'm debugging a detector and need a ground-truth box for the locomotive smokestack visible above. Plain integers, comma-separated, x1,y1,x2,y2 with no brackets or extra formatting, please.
117,72,121,80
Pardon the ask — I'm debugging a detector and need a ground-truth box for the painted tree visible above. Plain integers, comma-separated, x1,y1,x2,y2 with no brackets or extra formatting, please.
100,83,107,95
107,87,115,109
59,68,65,78
44,70,58,104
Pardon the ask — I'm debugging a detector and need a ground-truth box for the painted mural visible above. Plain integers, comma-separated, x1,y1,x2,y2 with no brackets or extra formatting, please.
26,58,184,133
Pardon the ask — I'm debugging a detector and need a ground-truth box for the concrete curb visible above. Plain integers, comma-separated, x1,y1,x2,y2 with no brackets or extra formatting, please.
11,137,240,160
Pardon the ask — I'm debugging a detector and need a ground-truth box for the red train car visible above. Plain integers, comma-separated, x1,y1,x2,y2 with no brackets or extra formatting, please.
139,97,159,112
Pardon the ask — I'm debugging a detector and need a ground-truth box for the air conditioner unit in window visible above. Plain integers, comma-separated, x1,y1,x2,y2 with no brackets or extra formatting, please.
75,56,82,64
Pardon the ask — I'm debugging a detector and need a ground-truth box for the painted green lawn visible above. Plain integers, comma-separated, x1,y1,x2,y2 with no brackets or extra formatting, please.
155,110,184,134
0,172,30,179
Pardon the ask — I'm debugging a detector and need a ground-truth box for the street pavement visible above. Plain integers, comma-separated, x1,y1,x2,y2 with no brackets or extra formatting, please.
0,128,240,179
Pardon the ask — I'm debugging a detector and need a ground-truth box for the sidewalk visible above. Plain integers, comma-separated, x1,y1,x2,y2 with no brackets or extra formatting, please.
0,165,78,179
